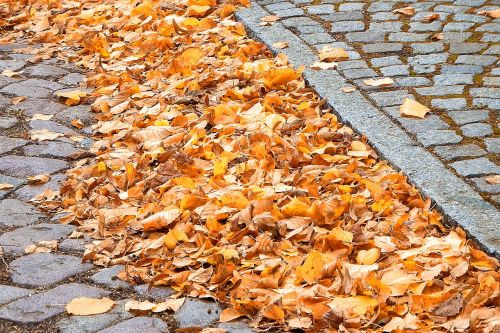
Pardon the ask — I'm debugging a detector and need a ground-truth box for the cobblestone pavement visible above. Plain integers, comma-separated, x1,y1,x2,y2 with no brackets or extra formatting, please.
249,0,500,207
0,42,251,332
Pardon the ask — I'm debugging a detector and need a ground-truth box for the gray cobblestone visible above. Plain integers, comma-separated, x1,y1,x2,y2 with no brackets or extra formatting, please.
434,74,474,85
411,42,444,54
345,31,385,42
362,43,403,53
98,317,168,333
0,155,68,178
415,85,464,96
369,91,410,107
416,130,462,147
27,64,69,78
331,21,365,33
0,117,18,129
408,53,448,66
441,65,483,74
174,298,222,327
10,253,93,287
0,199,42,228
380,65,409,76
133,285,174,301
300,32,335,44
451,157,500,177
0,136,27,155
455,55,497,66
484,138,500,154
443,22,475,32
395,77,431,87
91,265,131,290
472,177,500,194
341,68,378,79
448,110,490,125
371,56,401,67
434,144,486,161
449,42,488,54
306,4,333,15
388,32,431,42
431,98,467,110
0,285,32,306
0,283,108,323
460,123,493,138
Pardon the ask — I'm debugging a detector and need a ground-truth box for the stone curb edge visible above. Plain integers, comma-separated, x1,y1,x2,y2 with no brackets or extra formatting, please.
236,2,499,258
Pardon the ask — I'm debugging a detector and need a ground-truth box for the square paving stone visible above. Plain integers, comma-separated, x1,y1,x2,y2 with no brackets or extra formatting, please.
91,266,131,290
10,253,93,287
380,65,409,77
58,299,132,333
0,223,75,256
345,31,385,42
385,108,449,134
455,55,497,66
0,155,68,178
415,85,464,96
0,60,25,72
307,4,333,15
416,130,462,147
434,144,486,161
473,98,499,110
0,285,32,306
441,65,483,74
371,56,402,68
411,43,444,54
331,21,365,33
448,110,489,125
434,74,474,85
395,77,431,87
98,317,168,333
449,42,487,54
300,32,335,45
0,136,28,155
174,298,222,328
484,138,500,154
0,283,108,324
460,123,493,138
362,43,403,54
408,53,449,66
369,91,411,107
341,68,377,79
0,199,43,228
450,158,500,177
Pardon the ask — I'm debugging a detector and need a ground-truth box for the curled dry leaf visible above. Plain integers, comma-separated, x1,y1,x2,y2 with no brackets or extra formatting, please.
71,118,85,129
431,33,444,41
478,9,500,18
66,297,115,316
311,61,337,70
318,46,349,62
125,298,185,313
363,77,394,87
272,41,288,49
30,129,65,141
25,240,58,254
1,69,22,77
0,183,14,190
27,174,51,185
400,98,430,119
423,13,440,22
485,175,500,185
55,90,87,106
31,114,54,121
393,6,415,16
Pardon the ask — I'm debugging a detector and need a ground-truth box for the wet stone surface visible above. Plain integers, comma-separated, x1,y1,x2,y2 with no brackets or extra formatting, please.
253,0,500,207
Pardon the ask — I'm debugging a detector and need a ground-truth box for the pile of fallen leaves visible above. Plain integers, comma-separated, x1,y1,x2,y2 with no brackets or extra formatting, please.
2,0,499,331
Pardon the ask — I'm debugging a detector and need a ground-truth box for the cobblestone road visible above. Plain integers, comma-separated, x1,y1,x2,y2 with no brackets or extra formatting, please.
253,0,500,206
0,42,250,332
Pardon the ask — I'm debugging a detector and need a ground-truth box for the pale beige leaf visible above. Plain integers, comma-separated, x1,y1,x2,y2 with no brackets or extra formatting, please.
485,175,500,185
400,98,430,119
478,9,500,18
272,41,288,49
66,297,115,316
27,174,50,185
341,86,356,93
31,114,54,121
363,77,394,87
393,6,415,16
0,183,14,190
1,69,22,77
311,61,337,70
318,46,349,62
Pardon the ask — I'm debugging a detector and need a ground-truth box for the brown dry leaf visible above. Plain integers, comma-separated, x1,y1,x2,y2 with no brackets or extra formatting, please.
318,46,349,62
431,33,443,41
27,174,51,185
1,69,22,77
31,114,54,121
400,98,430,119
260,15,279,23
363,77,394,87
66,297,115,316
272,41,288,49
393,6,415,16
71,119,85,129
201,329,226,333
11,96,26,105
289,317,312,329
0,183,14,190
478,9,500,18
485,175,500,185
55,90,87,106
30,129,65,141
423,13,440,22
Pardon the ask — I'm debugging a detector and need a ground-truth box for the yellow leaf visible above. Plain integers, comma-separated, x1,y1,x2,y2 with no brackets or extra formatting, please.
356,248,381,265
66,297,115,316
330,227,353,243
400,98,430,119
262,305,285,323
141,209,182,231
296,250,323,283
220,191,249,209
55,90,87,106
27,174,50,185
318,46,349,62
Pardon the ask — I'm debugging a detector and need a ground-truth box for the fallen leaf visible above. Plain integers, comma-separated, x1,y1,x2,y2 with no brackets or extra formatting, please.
272,41,288,49
477,9,500,18
55,90,87,106
393,6,415,16
311,61,337,70
289,317,312,329
66,297,115,315
260,15,279,23
318,46,349,62
485,175,500,185
71,118,85,129
363,77,394,87
341,86,356,93
423,13,440,22
30,129,65,141
27,174,51,185
11,96,26,105
0,183,14,190
400,98,430,119
356,248,380,265
31,114,54,121
431,33,443,41
25,240,58,254
1,69,22,77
